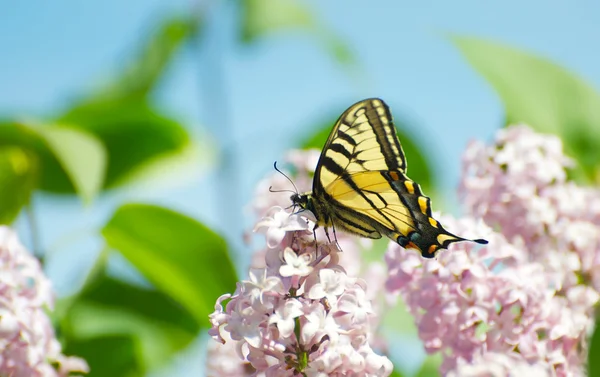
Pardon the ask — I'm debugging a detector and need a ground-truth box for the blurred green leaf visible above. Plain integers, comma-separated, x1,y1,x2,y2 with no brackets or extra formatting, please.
37,126,106,203
0,146,37,223
59,98,190,188
64,335,143,377
381,299,418,337
240,0,355,67
300,117,332,150
100,16,200,99
319,29,355,66
588,319,600,377
102,203,237,324
50,15,199,191
301,110,435,194
241,0,313,42
1,15,197,197
415,354,442,377
60,273,200,374
452,35,600,183
361,238,390,264
0,122,106,201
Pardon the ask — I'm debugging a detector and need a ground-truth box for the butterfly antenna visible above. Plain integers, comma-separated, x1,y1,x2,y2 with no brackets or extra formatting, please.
273,161,299,195
268,186,297,195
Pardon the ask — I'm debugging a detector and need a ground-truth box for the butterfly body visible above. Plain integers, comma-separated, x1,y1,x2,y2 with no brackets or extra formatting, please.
292,191,382,239
291,98,487,258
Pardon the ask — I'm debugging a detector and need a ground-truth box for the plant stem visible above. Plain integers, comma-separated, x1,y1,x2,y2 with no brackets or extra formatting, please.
26,199,43,263
195,1,243,249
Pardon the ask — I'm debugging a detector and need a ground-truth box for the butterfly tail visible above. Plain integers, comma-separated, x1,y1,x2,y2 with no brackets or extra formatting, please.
390,226,488,259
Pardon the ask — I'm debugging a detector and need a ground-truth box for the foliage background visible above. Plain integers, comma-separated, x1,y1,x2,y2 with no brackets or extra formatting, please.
2,1,600,376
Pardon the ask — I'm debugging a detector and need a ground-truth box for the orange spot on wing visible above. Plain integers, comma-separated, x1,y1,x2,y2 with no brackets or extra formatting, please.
428,245,437,256
406,241,418,250
389,171,399,181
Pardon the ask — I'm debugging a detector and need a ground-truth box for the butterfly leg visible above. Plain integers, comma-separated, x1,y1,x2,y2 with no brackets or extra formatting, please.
323,227,332,243
331,223,342,251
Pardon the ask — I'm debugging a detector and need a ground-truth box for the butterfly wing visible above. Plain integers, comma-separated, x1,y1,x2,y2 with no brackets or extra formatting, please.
313,98,406,196
312,98,486,258
327,170,477,257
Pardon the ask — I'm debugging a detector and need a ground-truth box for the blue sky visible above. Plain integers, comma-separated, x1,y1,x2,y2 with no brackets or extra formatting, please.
2,0,600,374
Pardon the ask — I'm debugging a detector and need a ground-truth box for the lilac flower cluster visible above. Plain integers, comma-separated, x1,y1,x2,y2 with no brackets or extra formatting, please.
208,152,391,377
461,125,600,292
0,226,89,377
209,210,392,376
386,125,600,376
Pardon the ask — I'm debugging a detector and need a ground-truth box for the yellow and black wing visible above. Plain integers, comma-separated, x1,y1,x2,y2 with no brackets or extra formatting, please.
314,98,406,190
312,98,487,258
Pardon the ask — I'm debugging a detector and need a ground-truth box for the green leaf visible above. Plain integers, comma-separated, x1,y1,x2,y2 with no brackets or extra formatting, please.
0,146,37,223
415,354,441,377
240,0,355,67
241,0,313,42
99,16,200,99
37,126,106,203
102,203,237,324
59,98,190,188
0,15,198,198
452,35,600,183
381,299,418,337
388,369,405,377
60,273,200,373
588,318,600,377
0,122,106,201
361,238,390,264
301,110,435,194
63,335,143,377
51,15,198,191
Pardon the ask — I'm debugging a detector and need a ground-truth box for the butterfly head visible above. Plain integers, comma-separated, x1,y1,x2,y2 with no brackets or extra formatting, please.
290,193,309,209
290,192,321,223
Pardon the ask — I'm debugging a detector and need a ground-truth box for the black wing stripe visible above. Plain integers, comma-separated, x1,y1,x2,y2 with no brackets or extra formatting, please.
365,101,402,171
321,156,346,176
364,189,388,206
336,130,357,146
335,210,378,235
328,143,353,160
376,101,405,171
381,104,404,170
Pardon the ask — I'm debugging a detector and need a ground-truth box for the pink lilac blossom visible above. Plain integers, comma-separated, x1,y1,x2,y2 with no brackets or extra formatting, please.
209,150,392,376
210,216,392,376
0,226,89,377
385,216,595,376
446,351,555,377
206,331,256,377
459,125,600,291
386,125,600,376
460,124,600,301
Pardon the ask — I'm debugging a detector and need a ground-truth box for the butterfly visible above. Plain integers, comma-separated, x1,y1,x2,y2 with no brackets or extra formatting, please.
290,98,487,258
